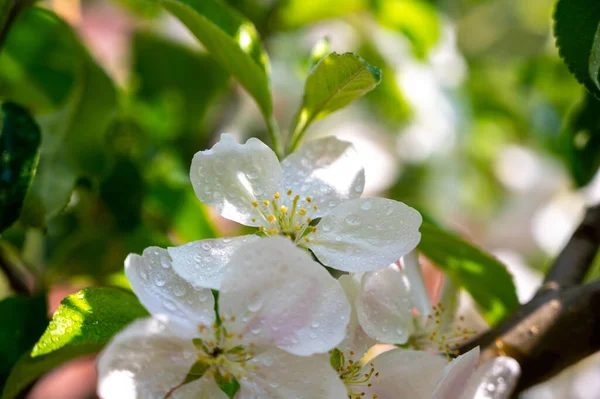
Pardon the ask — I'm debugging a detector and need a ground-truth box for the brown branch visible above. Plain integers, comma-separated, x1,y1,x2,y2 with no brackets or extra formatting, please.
458,203,600,394
0,244,32,295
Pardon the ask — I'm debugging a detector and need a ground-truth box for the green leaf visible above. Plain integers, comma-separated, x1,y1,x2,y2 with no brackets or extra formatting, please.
1,8,118,227
561,91,600,187
214,369,240,398
156,0,272,119
289,52,382,151
0,102,41,232
0,295,47,390
554,0,600,98
418,222,519,325
1,287,148,399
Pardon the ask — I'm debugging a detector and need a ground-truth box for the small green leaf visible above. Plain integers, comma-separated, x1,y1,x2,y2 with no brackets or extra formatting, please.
156,0,272,119
0,295,47,390
554,0,600,98
329,348,342,370
1,287,148,399
274,0,367,30
181,361,210,385
0,102,41,232
560,91,600,187
418,222,519,325
289,52,382,151
214,369,240,398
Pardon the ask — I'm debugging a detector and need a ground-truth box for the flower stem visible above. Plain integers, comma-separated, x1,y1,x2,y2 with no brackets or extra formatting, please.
266,114,284,159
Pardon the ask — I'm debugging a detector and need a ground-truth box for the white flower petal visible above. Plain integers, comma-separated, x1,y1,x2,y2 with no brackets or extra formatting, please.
125,247,215,333
433,347,480,399
461,356,520,399
402,251,432,321
97,317,197,399
175,375,229,399
305,198,422,272
190,134,283,226
355,266,415,344
167,235,260,290
357,349,447,399
237,349,347,399
281,136,365,216
337,274,376,358
218,236,350,356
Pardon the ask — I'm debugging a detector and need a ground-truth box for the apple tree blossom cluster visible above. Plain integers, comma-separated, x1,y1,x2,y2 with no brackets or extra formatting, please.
97,135,504,398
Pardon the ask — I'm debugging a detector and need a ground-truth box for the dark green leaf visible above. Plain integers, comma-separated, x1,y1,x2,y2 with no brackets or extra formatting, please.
554,0,600,98
214,369,240,398
1,287,148,399
0,295,47,390
289,52,381,150
561,91,600,187
2,8,117,227
0,102,41,231
418,222,519,325
156,0,273,119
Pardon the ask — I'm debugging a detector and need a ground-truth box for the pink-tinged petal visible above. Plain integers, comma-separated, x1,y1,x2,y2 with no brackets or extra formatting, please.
218,236,350,356
432,347,481,399
236,349,347,398
337,274,376,358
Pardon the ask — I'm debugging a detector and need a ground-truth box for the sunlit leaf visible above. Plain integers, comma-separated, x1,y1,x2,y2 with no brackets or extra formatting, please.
554,0,600,98
156,0,272,119
561,91,600,187
0,295,47,390
0,102,41,232
418,222,519,325
308,37,331,70
289,52,381,150
371,0,440,59
274,0,367,30
1,287,148,399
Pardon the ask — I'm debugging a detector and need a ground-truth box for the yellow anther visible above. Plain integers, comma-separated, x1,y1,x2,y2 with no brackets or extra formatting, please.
263,200,270,206
267,215,276,223
294,194,300,200
251,201,258,207
313,205,318,210
274,192,280,199
251,218,256,223
286,189,293,195
280,205,288,213
307,217,312,223
258,226,265,232
304,237,310,243
306,196,312,203
299,208,307,216
294,225,302,231
312,227,317,233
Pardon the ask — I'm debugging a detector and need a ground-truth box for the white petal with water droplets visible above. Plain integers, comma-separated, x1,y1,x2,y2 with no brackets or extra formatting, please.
433,347,480,399
355,266,415,344
357,349,447,399
218,236,350,356
190,134,283,226
305,198,422,272
336,274,376,358
97,317,198,399
281,136,364,217
168,235,260,290
237,350,347,399
125,247,215,334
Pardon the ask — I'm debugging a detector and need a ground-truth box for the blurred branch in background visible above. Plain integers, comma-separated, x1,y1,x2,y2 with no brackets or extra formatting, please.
459,203,600,394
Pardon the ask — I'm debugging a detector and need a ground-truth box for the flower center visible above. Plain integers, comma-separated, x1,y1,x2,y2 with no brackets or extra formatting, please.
251,189,320,243
410,302,476,357
333,350,380,399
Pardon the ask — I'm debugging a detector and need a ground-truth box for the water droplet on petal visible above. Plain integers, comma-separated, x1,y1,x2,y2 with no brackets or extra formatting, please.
345,214,361,226
361,199,373,210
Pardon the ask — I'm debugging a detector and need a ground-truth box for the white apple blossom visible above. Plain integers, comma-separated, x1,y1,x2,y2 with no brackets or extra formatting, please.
97,237,350,398
188,133,422,275
337,257,473,353
332,345,481,399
